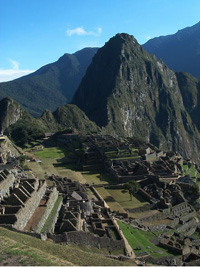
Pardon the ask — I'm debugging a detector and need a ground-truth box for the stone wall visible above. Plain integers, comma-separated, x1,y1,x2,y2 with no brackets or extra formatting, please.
50,231,125,251
170,202,189,216
159,240,182,254
176,218,197,234
50,197,63,233
90,186,107,208
0,172,15,198
35,187,60,233
138,188,153,202
147,224,168,232
127,204,154,213
180,211,196,224
13,181,47,230
139,211,167,223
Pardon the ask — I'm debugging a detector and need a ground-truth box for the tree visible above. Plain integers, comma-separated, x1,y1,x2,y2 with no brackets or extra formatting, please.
124,180,140,201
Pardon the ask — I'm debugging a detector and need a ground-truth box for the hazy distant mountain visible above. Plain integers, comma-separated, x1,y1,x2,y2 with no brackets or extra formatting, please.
0,48,98,117
73,33,200,163
143,21,200,78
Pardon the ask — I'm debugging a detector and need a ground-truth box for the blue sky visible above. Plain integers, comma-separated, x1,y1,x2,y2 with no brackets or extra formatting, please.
0,0,200,82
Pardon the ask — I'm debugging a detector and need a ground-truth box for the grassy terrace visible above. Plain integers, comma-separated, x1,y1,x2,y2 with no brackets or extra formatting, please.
117,220,178,259
27,146,86,183
96,187,149,215
0,227,134,266
41,196,63,233
104,149,140,160
107,189,148,209
96,187,126,213
34,147,67,158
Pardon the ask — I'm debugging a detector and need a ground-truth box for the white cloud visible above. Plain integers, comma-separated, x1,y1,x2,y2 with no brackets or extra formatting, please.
0,69,35,82
97,27,102,34
66,27,86,36
9,59,19,70
146,35,151,41
77,40,102,50
0,59,35,82
66,26,102,36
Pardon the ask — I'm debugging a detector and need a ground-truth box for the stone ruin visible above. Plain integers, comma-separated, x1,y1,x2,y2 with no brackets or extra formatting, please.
73,134,200,263
81,134,184,186
48,174,126,252
0,155,127,255
159,233,200,265
0,168,59,232
108,153,183,184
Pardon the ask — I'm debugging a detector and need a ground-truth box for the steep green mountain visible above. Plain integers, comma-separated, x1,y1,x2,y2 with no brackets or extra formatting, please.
72,33,200,163
0,48,98,117
1,97,99,146
143,21,200,78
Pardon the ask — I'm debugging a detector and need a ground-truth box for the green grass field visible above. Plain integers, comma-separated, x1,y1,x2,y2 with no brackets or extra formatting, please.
117,221,177,258
34,147,67,159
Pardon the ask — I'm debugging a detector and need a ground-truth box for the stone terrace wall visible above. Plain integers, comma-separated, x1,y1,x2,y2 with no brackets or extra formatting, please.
50,231,125,251
127,204,155,213
138,188,153,202
139,211,168,223
90,186,107,208
13,181,47,230
0,172,15,198
35,187,59,233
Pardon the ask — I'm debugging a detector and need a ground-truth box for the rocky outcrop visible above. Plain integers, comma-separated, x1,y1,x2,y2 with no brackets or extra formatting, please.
0,97,24,132
0,135,21,162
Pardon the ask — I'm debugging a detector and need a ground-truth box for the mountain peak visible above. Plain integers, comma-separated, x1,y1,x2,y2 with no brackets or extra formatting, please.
104,33,139,49
113,32,135,40
73,33,200,163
